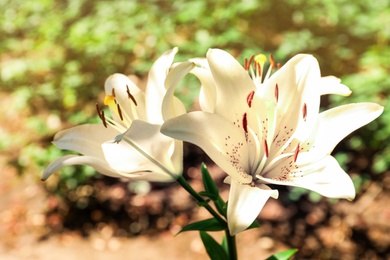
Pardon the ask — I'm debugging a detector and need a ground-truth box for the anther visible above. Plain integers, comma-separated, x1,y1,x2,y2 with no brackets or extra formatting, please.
126,85,138,106
111,88,116,98
247,55,254,68
101,110,107,128
246,90,255,107
275,84,279,102
277,63,281,69
294,144,300,162
96,103,103,119
256,62,262,77
244,58,248,70
302,103,307,121
264,140,269,158
117,103,123,121
242,113,248,133
270,54,275,71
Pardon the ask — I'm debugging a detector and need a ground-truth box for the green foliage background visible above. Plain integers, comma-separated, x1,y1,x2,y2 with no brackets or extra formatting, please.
1,0,389,198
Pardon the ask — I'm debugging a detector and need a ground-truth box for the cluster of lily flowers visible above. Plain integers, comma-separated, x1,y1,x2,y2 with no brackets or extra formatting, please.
43,48,383,237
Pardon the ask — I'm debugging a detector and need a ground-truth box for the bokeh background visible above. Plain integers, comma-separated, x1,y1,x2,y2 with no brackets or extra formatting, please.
1,0,389,259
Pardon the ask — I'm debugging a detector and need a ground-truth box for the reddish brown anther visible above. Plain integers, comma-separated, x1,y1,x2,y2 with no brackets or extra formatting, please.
247,90,255,107
96,103,103,119
270,54,275,71
126,85,138,106
247,54,254,68
275,84,279,102
117,103,124,121
244,58,248,70
111,88,116,98
256,62,262,77
242,113,248,133
101,110,107,128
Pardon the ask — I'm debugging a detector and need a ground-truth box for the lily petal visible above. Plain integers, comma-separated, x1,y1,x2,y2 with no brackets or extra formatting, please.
162,111,252,183
190,57,216,113
145,47,178,124
42,155,119,181
104,73,145,124
319,76,352,96
261,54,321,157
53,124,118,159
259,155,356,200
102,120,181,182
162,61,194,120
207,49,255,121
307,102,384,158
227,179,278,235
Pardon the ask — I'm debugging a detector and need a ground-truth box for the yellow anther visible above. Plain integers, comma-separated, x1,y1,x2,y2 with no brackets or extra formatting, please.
254,54,267,64
104,95,116,106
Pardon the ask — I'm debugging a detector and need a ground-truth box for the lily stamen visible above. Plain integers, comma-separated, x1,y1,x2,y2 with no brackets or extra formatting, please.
270,54,275,71
117,103,123,121
126,85,138,106
101,110,107,128
96,103,108,128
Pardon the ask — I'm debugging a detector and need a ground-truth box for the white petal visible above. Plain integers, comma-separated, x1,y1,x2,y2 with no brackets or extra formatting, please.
259,155,356,200
227,179,278,236
42,155,120,181
104,73,145,123
190,57,216,113
162,61,194,120
206,48,255,121
102,120,181,182
319,76,352,96
53,124,118,159
145,48,178,124
162,111,252,184
261,54,321,157
308,102,384,157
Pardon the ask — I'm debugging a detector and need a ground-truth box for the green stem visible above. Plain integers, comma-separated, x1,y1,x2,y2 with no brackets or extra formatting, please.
176,176,226,225
225,230,237,260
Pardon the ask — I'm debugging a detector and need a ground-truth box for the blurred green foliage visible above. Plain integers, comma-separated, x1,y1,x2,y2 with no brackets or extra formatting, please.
1,0,388,198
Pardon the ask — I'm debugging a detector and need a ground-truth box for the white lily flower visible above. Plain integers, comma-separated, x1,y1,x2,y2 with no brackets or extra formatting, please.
43,48,194,182
161,49,383,235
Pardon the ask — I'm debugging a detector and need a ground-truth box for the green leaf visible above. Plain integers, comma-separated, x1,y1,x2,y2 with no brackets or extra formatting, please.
200,231,229,260
179,218,227,233
266,249,298,260
214,197,227,217
199,191,219,201
201,163,219,198
221,235,229,257
197,200,211,207
247,219,260,230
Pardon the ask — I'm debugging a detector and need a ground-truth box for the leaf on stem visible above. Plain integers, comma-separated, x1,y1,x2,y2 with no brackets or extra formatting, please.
200,231,229,260
179,218,227,234
201,163,219,198
266,249,298,260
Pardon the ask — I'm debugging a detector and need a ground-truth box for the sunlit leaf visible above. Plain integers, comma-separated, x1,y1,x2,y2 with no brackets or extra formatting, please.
200,231,229,260
179,218,227,233
266,249,298,260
